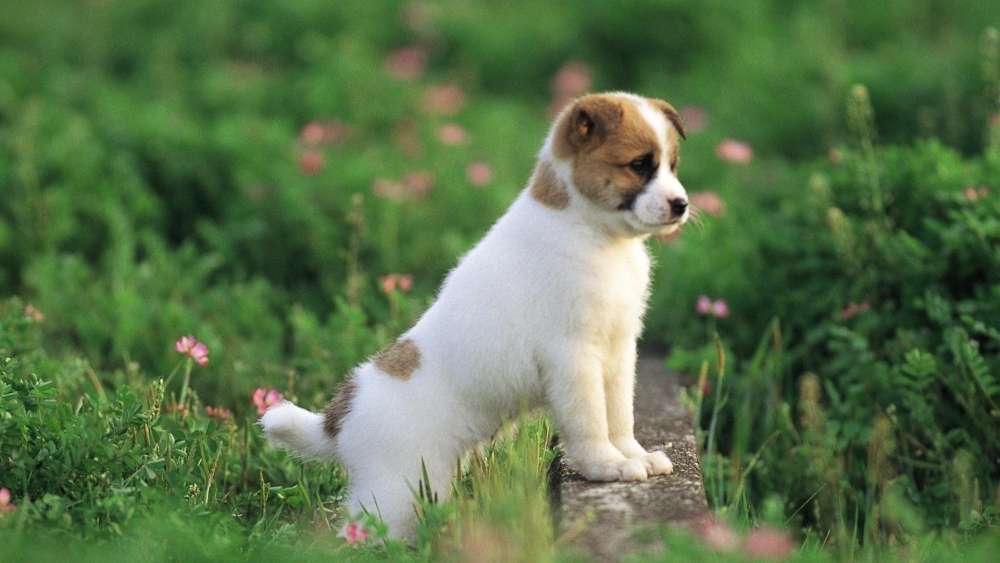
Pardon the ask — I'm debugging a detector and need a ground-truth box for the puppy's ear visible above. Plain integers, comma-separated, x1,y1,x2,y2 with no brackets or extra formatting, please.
554,95,623,157
649,98,686,140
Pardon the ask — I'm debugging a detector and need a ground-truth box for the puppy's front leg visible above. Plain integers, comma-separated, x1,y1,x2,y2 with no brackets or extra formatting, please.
542,344,648,482
605,340,673,476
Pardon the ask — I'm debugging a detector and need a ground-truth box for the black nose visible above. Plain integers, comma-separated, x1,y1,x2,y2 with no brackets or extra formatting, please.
669,198,688,216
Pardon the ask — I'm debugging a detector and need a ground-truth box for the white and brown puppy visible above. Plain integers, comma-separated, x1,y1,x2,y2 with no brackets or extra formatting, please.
262,92,689,539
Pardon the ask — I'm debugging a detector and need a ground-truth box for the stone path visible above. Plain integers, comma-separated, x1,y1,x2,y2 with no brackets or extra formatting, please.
551,356,708,561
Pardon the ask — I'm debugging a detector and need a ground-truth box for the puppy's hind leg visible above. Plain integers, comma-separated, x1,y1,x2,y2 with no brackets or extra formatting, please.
341,455,455,541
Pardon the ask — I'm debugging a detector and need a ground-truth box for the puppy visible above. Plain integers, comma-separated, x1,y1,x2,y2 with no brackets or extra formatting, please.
262,92,689,539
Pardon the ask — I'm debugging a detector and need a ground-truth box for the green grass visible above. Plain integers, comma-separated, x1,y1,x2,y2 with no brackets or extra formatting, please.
2,1,999,560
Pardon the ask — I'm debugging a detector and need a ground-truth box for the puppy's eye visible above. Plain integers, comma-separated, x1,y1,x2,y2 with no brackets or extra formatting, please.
628,153,655,176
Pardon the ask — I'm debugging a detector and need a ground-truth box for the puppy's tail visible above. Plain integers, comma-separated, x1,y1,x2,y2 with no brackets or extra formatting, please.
260,402,337,460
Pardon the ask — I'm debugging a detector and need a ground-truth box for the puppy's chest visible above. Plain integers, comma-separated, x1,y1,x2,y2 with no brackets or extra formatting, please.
574,245,650,337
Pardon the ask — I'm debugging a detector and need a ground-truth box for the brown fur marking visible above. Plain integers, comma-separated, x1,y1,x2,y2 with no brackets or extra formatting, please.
373,338,421,380
324,377,357,437
530,161,569,209
569,95,661,210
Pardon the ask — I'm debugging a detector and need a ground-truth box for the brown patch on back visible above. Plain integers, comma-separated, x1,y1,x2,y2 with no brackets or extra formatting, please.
530,161,569,210
324,377,357,437
373,338,421,380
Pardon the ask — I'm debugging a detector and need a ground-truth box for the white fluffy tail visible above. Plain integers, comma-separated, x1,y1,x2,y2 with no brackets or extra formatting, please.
260,402,337,460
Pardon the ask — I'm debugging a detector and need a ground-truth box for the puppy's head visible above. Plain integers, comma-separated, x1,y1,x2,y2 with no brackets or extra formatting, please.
549,92,688,237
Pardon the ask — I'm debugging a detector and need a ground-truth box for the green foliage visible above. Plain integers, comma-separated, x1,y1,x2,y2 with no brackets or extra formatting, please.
3,0,1000,560
664,105,1000,548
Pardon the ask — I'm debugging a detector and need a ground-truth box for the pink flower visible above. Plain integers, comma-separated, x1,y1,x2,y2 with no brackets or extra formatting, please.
690,191,725,217
712,300,730,319
299,150,325,176
715,139,753,165
422,84,466,116
398,274,413,292
300,120,351,146
175,336,209,366
402,170,435,199
344,521,369,545
696,296,730,318
24,304,45,322
385,45,427,80
963,185,990,201
828,147,844,164
696,295,713,315
743,526,795,560
380,273,414,294
551,60,592,98
205,405,233,420
0,488,15,514
466,161,494,187
679,106,708,134
692,515,739,553
840,301,871,320
437,123,469,145
252,388,284,415
300,122,325,145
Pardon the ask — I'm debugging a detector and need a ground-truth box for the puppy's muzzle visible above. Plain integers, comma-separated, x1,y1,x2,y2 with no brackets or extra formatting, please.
668,197,688,218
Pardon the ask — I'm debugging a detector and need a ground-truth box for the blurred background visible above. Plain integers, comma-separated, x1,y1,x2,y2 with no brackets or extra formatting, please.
1,1,999,560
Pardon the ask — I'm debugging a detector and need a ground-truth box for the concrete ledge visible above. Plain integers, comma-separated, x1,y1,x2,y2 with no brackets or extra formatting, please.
551,357,708,560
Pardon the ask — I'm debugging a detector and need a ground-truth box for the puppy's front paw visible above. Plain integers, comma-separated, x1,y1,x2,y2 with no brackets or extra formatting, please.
578,457,648,482
640,450,673,476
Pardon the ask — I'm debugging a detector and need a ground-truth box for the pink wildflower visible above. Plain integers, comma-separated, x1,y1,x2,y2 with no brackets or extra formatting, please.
380,273,414,294
963,185,989,201
252,388,284,415
840,301,871,320
715,139,753,164
696,295,713,315
422,84,466,116
743,526,795,560
679,106,708,134
712,300,730,319
692,515,739,553
344,521,369,545
299,150,325,176
828,147,844,164
384,45,427,80
24,304,45,322
552,60,592,98
205,405,233,420
398,274,413,292
175,336,209,366
0,488,15,514
437,123,469,145
402,170,435,199
689,191,725,217
300,122,325,145
300,120,351,146
466,161,494,187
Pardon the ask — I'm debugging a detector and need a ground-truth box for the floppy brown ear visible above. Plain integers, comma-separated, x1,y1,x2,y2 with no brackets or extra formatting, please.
554,95,624,157
649,98,686,140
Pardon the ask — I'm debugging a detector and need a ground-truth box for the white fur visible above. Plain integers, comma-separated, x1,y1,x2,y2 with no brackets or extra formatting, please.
261,93,685,539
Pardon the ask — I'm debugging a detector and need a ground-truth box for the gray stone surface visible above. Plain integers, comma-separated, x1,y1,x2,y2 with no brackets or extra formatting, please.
552,357,708,561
